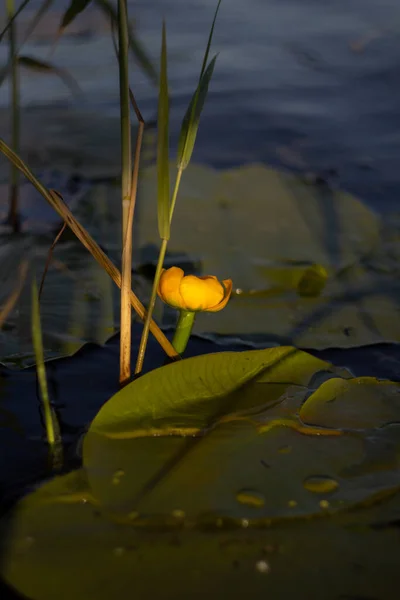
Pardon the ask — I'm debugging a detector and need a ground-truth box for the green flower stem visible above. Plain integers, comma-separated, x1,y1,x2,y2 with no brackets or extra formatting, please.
172,310,196,355
135,237,168,374
135,166,184,375
169,167,183,222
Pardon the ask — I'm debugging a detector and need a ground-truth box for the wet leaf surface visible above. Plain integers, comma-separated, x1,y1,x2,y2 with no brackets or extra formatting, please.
1,346,400,599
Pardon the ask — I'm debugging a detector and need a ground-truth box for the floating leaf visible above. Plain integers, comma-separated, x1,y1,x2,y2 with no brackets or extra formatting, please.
85,347,331,438
3,350,400,600
300,377,400,429
297,263,328,297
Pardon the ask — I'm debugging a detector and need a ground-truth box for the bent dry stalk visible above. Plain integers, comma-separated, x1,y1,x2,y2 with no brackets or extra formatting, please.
0,139,178,360
118,0,133,386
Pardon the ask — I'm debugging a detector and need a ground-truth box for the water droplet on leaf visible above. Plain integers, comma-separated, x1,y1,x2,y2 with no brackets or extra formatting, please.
303,475,339,494
255,560,270,574
112,469,125,485
236,490,265,508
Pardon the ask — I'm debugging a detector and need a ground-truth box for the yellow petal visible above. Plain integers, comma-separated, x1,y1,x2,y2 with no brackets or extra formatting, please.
180,275,224,311
207,279,233,312
157,267,185,308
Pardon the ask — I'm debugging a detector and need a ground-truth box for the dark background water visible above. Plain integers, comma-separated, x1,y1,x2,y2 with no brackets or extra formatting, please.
1,0,400,213
1,3,400,598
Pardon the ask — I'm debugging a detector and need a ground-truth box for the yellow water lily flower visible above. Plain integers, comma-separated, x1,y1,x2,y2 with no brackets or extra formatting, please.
158,267,232,312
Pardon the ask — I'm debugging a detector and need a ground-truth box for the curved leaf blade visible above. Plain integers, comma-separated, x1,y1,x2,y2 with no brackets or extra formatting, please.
177,54,217,170
85,347,331,438
59,0,92,31
18,55,81,96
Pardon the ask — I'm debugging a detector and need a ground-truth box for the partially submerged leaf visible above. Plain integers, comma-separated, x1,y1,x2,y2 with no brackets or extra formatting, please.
300,377,400,429
3,347,400,599
132,163,399,348
81,348,399,520
3,466,400,600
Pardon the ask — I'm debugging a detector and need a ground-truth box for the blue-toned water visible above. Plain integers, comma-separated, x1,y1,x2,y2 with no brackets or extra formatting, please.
1,0,400,211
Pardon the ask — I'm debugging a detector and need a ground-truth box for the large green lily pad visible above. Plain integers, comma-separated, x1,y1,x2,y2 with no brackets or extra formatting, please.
1,347,400,599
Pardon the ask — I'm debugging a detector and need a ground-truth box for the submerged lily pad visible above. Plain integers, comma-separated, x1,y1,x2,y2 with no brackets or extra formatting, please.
78,163,400,348
0,162,398,364
0,235,115,367
2,472,400,600
2,347,400,600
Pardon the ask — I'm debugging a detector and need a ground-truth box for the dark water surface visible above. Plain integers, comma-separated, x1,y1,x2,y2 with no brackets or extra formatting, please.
1,2,400,598
1,0,400,212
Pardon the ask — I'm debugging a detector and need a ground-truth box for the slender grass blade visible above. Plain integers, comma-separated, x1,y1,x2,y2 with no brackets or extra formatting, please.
31,279,63,470
157,20,170,241
177,54,217,170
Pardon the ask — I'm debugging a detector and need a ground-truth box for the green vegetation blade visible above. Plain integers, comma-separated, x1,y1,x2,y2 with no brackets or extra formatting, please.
157,20,170,241
94,0,157,83
177,0,221,170
59,0,92,31
6,0,20,232
177,54,217,170
0,0,31,41
134,21,170,375
31,279,63,471
18,55,81,95
199,0,222,79
0,0,55,86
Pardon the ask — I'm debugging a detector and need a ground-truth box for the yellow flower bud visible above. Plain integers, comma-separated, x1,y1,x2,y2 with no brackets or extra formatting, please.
157,267,232,312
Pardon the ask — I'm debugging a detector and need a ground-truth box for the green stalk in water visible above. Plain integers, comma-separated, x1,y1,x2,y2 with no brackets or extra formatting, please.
31,279,63,471
6,0,20,232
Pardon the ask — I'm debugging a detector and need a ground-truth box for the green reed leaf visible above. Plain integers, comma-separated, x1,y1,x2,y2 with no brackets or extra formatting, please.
157,20,170,241
59,0,92,31
31,279,63,471
177,54,217,170
177,0,221,170
18,55,81,95
95,0,157,84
